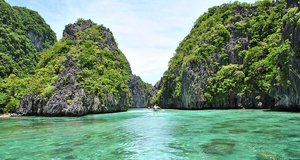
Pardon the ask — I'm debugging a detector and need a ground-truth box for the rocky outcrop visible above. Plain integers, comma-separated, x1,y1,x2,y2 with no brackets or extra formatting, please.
271,65,300,111
286,0,299,8
63,19,118,52
0,2,56,78
17,19,133,116
18,95,46,116
128,75,152,108
27,30,44,51
154,0,300,111
13,6,57,52
63,19,93,40
270,7,300,111
0,1,56,113
40,56,88,116
18,56,127,116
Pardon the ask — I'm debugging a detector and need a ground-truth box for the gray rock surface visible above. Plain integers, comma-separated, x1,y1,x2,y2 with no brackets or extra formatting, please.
155,1,300,111
128,75,152,108
18,95,46,116
18,55,129,116
270,12,300,111
63,19,118,52
27,30,44,51
63,20,93,40
18,20,131,116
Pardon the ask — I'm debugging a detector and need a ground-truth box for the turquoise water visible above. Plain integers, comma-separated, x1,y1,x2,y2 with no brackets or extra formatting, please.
0,109,299,160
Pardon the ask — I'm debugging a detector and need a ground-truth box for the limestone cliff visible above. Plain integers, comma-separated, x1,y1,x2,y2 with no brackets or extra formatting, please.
271,1,300,111
0,0,56,78
0,0,56,113
153,0,300,111
128,75,152,108
18,19,133,116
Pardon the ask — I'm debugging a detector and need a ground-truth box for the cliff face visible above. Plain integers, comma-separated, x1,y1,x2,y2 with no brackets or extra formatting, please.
271,1,300,111
17,19,133,116
13,6,57,52
0,0,56,113
0,0,56,78
154,0,300,111
128,75,152,108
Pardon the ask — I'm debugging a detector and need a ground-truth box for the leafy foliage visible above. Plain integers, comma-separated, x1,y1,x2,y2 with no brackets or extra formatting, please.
0,0,56,77
75,22,132,103
0,0,56,112
22,19,133,108
206,64,245,102
154,0,298,107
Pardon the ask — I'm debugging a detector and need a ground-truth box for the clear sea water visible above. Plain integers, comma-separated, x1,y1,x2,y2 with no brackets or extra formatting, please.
0,109,299,160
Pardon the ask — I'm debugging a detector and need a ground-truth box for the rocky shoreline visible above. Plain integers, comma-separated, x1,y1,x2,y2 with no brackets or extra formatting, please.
0,113,21,118
15,20,153,117
152,1,300,111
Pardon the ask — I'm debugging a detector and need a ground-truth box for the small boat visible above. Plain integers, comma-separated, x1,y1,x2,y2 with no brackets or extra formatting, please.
153,105,161,111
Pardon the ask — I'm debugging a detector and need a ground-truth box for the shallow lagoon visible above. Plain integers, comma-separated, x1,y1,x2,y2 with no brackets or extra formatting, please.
0,109,299,160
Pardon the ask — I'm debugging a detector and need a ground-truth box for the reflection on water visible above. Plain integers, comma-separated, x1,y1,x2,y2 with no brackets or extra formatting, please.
122,110,181,159
0,109,299,160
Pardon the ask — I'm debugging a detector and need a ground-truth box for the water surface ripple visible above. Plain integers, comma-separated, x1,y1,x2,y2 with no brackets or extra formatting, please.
0,109,299,160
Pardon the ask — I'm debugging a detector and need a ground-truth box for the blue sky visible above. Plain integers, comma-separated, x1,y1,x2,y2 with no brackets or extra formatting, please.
7,0,257,85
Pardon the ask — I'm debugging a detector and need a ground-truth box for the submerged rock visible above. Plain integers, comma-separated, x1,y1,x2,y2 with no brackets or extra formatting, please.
256,151,282,160
201,139,235,155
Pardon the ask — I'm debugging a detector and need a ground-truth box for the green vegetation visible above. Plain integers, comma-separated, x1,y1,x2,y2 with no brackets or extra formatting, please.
0,0,56,112
0,0,142,113
206,64,245,102
141,80,153,97
129,75,153,107
1,17,134,113
154,0,298,107
76,26,132,103
23,40,67,98
22,19,132,109
0,0,56,77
